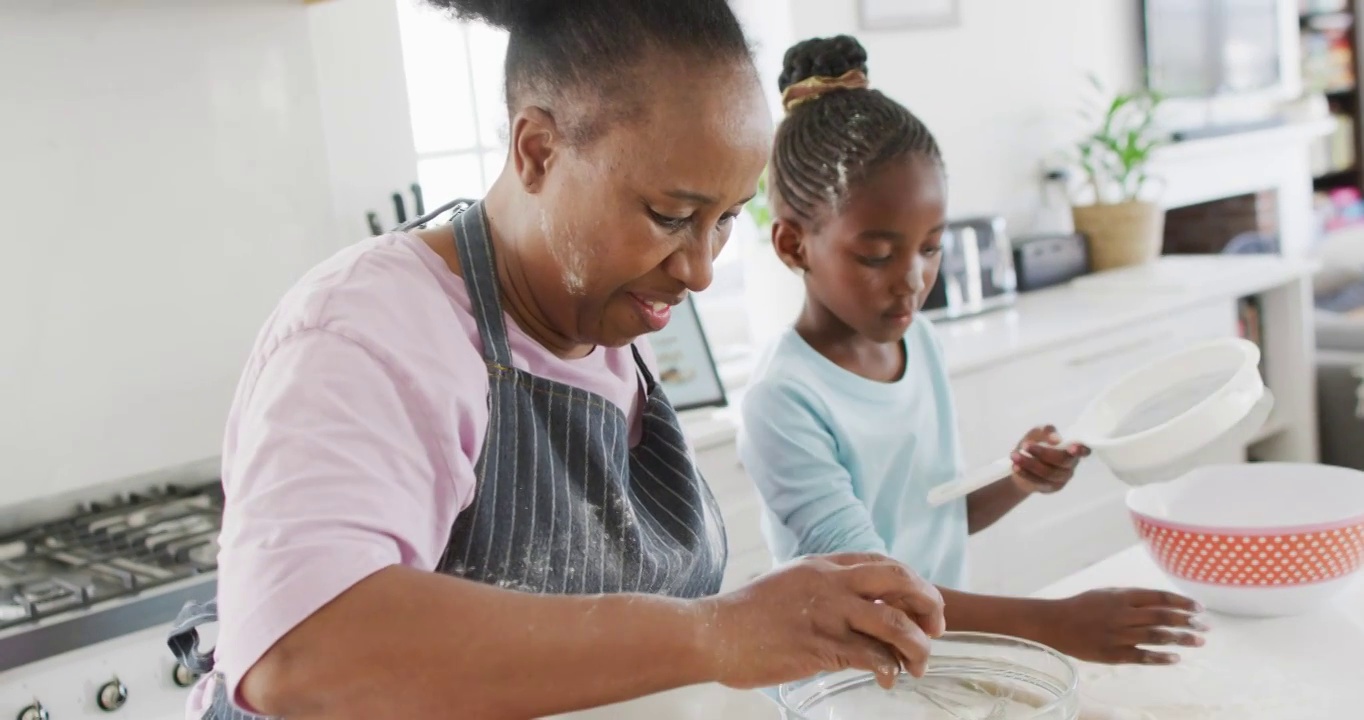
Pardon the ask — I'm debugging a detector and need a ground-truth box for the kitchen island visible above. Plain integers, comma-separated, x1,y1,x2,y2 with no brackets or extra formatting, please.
572,542,1362,719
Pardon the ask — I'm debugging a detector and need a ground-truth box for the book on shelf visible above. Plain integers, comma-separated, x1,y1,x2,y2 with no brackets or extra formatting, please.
1301,25,1356,92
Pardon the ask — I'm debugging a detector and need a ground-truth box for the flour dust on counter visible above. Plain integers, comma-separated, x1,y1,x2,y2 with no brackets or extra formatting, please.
1038,545,1359,720
1074,654,1328,720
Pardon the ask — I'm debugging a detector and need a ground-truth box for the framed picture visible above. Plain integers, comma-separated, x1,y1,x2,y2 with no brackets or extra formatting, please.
650,296,727,412
858,0,961,30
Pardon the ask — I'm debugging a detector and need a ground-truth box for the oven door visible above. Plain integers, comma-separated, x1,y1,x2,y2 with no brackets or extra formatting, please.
0,623,205,719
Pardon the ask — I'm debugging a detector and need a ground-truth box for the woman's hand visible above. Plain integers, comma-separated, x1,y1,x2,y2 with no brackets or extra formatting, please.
698,553,946,690
1009,425,1090,495
1037,588,1208,665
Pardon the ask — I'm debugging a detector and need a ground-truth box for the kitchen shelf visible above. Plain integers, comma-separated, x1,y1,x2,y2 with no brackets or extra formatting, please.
1303,10,1355,31
1302,2,1363,195
1315,165,1360,184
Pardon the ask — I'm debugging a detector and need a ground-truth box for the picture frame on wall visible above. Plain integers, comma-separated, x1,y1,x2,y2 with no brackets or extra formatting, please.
858,0,961,30
649,296,728,412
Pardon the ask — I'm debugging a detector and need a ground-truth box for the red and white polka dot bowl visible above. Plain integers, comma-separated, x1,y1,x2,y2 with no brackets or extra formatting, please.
1127,462,1364,617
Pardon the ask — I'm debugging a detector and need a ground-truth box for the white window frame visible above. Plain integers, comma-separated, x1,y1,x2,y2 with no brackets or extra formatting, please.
413,19,503,195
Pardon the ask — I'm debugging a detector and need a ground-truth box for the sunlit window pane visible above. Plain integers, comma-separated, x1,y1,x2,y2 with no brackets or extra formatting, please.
467,23,510,148
396,0,477,154
418,154,484,208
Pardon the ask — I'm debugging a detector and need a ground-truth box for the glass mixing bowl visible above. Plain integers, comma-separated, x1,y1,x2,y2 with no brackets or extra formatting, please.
777,632,1079,720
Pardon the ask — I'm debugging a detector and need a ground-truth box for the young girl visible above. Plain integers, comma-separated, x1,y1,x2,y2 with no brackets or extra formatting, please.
738,35,1208,666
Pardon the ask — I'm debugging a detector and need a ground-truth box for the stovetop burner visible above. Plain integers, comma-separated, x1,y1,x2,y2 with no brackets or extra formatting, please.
0,482,223,631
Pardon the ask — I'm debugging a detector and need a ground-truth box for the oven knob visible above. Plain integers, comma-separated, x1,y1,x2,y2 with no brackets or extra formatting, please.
171,662,200,688
96,678,128,711
16,701,48,720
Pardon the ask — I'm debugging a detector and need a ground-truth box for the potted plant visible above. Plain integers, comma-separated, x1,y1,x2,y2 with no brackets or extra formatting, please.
1069,78,1167,271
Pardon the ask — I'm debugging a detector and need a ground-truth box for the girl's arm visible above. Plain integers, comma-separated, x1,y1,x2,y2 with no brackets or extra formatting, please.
965,477,1031,534
965,427,1089,534
940,587,1206,665
940,587,1050,638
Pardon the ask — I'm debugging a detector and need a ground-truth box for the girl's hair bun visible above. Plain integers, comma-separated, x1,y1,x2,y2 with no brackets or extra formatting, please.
778,35,868,93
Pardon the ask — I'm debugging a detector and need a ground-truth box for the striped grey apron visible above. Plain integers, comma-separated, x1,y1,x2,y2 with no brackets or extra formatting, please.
168,199,727,718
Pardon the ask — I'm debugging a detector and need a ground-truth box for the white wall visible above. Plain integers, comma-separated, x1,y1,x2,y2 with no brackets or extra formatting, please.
0,0,341,507
730,0,795,121
308,0,421,238
723,1,1144,351
780,0,1143,234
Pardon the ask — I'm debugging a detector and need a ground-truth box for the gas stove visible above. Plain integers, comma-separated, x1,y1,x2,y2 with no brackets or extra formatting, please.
0,480,221,697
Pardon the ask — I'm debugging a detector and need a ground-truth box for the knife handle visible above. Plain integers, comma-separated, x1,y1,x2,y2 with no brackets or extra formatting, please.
411,183,425,217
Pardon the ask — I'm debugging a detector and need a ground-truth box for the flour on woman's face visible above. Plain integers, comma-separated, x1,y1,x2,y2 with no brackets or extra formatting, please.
540,206,592,295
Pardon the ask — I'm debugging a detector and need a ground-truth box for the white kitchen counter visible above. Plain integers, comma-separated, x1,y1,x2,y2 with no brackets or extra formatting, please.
1035,545,1362,719
578,537,1362,719
600,543,1361,719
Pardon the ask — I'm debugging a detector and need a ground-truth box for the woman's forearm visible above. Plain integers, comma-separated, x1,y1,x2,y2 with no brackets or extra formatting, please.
241,565,716,719
965,477,1030,534
940,588,1058,645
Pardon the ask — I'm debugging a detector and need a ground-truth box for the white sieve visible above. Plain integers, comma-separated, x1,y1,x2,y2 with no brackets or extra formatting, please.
928,337,1272,507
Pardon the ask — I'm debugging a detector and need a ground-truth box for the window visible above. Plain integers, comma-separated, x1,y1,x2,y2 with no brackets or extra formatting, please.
394,2,752,366
395,0,509,202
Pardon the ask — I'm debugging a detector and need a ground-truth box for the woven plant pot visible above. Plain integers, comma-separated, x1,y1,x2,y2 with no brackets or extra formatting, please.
1072,201,1165,271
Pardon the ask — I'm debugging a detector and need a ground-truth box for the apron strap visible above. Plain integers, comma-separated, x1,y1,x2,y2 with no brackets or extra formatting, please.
630,344,657,395
167,597,219,675
413,197,651,380
395,196,511,367
451,201,515,367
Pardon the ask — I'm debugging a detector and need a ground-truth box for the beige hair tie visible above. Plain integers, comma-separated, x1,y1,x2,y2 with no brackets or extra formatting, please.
780,69,870,112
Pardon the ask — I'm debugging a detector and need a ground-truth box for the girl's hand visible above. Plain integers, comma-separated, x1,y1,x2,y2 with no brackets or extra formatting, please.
1039,589,1208,665
699,553,946,691
1010,424,1090,495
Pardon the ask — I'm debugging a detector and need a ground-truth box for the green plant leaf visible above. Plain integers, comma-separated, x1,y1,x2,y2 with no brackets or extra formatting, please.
1066,80,1163,204
742,166,773,229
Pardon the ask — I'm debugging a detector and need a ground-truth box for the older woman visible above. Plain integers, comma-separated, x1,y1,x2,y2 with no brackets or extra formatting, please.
167,1,944,717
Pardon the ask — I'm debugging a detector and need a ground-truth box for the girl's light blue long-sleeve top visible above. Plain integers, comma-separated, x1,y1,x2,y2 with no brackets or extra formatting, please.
736,317,970,589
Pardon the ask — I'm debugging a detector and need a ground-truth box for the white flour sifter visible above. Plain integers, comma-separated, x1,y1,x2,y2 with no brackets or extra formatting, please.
928,337,1275,506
